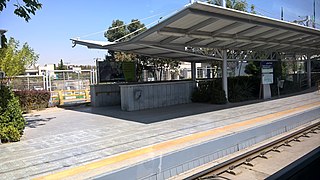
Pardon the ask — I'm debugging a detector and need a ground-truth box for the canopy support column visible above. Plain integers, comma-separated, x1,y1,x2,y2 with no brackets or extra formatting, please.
222,49,228,102
307,54,311,88
191,62,196,81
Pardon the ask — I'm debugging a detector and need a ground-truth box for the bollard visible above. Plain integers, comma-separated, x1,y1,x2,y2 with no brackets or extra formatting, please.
85,90,90,102
58,90,64,105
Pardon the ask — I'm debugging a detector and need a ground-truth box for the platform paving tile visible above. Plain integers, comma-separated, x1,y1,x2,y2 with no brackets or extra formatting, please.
0,91,319,179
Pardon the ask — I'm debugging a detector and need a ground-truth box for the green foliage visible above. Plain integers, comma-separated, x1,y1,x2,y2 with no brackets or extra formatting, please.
0,0,42,22
192,79,227,104
192,80,215,103
192,77,260,104
0,125,20,142
14,90,50,112
56,59,67,70
104,19,146,62
105,20,128,42
0,37,39,76
244,62,260,76
208,0,254,12
127,19,147,38
0,85,25,143
105,19,146,42
151,58,181,81
228,76,260,102
1,34,7,48
104,19,180,81
210,88,227,104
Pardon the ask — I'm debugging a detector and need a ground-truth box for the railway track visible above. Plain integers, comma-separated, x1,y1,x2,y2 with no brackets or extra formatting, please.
184,121,320,180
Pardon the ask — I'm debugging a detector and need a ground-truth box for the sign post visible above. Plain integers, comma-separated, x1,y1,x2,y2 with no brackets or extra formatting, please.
261,61,273,99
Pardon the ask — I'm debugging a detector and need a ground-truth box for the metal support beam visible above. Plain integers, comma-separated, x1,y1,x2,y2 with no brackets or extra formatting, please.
307,54,311,88
191,62,196,81
222,49,228,101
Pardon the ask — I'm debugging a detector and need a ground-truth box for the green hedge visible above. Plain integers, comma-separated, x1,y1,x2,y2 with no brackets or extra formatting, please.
0,85,25,143
14,90,50,112
192,76,260,104
228,76,260,102
192,79,227,104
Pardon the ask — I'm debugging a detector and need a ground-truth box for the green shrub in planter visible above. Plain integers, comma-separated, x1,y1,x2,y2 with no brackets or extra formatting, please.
210,88,227,104
191,87,210,103
0,125,20,142
0,85,25,142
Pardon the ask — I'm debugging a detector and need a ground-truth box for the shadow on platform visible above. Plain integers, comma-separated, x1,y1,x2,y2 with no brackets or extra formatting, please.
62,100,263,124
62,87,318,124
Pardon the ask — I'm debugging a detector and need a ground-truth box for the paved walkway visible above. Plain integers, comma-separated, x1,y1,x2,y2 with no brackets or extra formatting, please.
0,91,319,179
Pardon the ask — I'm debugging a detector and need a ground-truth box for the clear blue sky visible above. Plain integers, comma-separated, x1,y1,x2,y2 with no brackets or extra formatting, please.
0,0,319,66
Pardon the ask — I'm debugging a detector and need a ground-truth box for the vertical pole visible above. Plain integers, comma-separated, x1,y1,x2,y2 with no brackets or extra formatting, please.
307,54,311,88
48,73,51,92
78,72,80,90
85,90,90,102
27,76,30,90
314,0,316,28
221,0,226,7
46,70,49,90
42,73,45,90
191,62,196,81
58,90,64,105
222,49,228,101
90,70,93,85
63,72,65,90
95,69,98,84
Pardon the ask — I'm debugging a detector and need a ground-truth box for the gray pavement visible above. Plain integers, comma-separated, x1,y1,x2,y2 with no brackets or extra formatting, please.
0,91,319,179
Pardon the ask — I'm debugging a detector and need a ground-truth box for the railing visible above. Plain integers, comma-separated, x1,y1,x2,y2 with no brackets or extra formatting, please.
51,90,90,105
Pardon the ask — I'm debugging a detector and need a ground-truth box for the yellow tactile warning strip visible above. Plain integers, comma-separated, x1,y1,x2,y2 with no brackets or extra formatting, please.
34,101,320,180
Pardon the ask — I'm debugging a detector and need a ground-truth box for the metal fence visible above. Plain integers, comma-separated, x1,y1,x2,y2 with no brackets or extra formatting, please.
5,69,97,105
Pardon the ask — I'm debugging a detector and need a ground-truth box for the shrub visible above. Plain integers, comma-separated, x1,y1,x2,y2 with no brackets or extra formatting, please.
228,76,260,102
14,90,50,112
0,85,25,142
210,88,227,104
0,125,21,142
192,79,227,104
191,76,260,104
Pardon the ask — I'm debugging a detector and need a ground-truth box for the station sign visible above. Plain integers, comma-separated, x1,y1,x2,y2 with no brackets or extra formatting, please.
261,61,273,84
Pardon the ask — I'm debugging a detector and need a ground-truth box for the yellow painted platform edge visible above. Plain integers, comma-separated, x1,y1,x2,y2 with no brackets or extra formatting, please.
34,101,320,180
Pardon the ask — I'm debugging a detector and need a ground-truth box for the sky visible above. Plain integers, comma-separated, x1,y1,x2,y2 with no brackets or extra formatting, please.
0,0,319,66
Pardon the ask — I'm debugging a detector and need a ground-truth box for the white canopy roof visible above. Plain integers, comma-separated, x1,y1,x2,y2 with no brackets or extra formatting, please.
72,1,320,62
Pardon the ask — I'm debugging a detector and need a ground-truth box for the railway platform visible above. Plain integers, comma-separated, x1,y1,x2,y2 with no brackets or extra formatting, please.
0,90,319,180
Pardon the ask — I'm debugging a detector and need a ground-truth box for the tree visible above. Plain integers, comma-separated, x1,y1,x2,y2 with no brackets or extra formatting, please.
0,85,25,142
104,19,146,43
104,19,146,61
152,58,181,81
104,19,181,81
208,0,253,12
244,61,260,76
127,19,146,39
56,59,67,70
0,37,38,76
104,20,127,43
0,0,42,22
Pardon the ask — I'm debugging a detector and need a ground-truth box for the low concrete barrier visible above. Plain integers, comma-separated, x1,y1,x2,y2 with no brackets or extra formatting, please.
120,81,195,111
90,84,121,107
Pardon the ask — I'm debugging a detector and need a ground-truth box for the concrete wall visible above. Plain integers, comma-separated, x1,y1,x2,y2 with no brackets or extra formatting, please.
120,81,195,111
90,84,121,107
